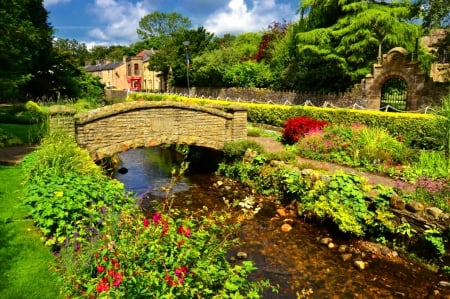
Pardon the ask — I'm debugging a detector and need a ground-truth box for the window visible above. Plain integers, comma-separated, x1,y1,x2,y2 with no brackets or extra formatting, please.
134,63,139,75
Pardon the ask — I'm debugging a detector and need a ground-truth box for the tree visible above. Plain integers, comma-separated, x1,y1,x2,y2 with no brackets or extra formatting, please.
410,0,450,29
192,32,262,87
53,38,89,66
274,0,420,92
137,12,191,49
0,0,53,100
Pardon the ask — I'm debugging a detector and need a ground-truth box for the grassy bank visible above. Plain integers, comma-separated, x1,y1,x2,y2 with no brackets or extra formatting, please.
0,165,62,299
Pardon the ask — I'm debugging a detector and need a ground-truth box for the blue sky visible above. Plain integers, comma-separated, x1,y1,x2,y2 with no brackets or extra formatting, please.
44,0,301,48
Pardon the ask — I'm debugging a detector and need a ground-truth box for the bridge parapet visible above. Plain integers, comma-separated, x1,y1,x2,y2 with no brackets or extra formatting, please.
49,101,247,159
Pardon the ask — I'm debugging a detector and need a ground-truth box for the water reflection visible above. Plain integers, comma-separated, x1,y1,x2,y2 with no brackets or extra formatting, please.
115,147,191,197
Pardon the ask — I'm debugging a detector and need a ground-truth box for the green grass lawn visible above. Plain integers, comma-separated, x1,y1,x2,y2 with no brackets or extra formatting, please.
0,165,62,299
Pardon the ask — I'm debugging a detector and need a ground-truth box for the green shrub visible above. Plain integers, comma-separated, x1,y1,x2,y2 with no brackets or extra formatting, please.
22,130,102,183
23,171,131,246
0,128,23,147
223,140,266,161
412,150,449,179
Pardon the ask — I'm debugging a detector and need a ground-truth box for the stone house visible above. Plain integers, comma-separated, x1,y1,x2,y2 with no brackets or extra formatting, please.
85,49,163,92
85,61,127,90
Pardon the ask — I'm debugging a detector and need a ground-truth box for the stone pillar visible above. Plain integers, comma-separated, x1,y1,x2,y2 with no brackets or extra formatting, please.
48,105,77,137
225,105,247,142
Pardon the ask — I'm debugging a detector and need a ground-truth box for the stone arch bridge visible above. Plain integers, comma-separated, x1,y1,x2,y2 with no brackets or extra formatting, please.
49,101,247,159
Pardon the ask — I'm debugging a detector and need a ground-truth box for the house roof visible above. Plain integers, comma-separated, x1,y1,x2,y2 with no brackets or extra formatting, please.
136,49,156,62
85,61,124,72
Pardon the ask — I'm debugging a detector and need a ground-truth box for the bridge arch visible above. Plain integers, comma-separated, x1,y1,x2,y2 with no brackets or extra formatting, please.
362,47,426,111
49,101,247,159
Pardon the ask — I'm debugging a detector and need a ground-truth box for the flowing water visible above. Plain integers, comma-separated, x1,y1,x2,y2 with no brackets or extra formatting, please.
115,148,450,299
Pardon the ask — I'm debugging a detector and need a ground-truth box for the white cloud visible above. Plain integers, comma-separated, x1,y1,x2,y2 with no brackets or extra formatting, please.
87,0,150,44
44,0,71,6
204,0,294,35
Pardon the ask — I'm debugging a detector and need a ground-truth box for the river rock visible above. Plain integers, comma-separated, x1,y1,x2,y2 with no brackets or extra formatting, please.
426,207,443,219
281,223,292,232
215,180,224,187
390,193,405,210
236,252,248,259
320,237,332,245
276,208,287,217
301,169,314,176
439,281,450,288
405,201,424,213
340,253,353,262
353,260,366,270
243,149,257,163
328,242,335,249
338,245,348,253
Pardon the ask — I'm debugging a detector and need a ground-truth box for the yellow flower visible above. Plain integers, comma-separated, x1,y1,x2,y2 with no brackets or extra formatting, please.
54,191,64,197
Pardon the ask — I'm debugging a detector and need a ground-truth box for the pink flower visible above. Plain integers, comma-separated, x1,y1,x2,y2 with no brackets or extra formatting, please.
143,218,149,227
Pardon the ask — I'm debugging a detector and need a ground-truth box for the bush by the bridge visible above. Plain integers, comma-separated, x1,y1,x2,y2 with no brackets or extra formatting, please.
127,93,447,150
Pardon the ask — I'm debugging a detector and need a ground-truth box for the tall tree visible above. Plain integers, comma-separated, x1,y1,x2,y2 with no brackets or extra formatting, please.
137,12,191,49
0,0,53,100
147,26,215,88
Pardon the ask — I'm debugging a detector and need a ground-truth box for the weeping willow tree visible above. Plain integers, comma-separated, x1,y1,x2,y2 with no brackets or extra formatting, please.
285,0,420,91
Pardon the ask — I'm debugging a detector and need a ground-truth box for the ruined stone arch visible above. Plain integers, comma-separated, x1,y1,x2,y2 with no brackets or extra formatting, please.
362,47,426,111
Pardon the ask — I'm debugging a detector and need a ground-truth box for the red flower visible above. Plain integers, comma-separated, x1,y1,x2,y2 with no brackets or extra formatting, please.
97,265,105,273
113,272,123,288
152,212,162,224
96,281,109,292
143,218,149,227
177,225,191,237
161,220,169,236
164,275,177,287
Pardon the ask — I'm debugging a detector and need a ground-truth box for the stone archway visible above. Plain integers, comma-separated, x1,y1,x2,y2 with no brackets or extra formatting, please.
362,47,426,111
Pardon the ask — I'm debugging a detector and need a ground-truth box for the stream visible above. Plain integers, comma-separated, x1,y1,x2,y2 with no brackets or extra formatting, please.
115,147,450,299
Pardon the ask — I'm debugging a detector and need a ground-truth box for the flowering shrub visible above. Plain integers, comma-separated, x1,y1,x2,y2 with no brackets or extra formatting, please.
281,117,327,145
56,206,274,298
414,176,450,212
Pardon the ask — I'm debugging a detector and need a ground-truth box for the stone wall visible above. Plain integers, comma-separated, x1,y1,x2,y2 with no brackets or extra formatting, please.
170,86,366,108
50,101,247,159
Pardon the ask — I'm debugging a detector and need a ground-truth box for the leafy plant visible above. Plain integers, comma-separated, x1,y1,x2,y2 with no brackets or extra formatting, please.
23,171,131,247
422,227,446,258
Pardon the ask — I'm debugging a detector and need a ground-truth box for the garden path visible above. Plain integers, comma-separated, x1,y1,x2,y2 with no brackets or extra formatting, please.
0,146,35,165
